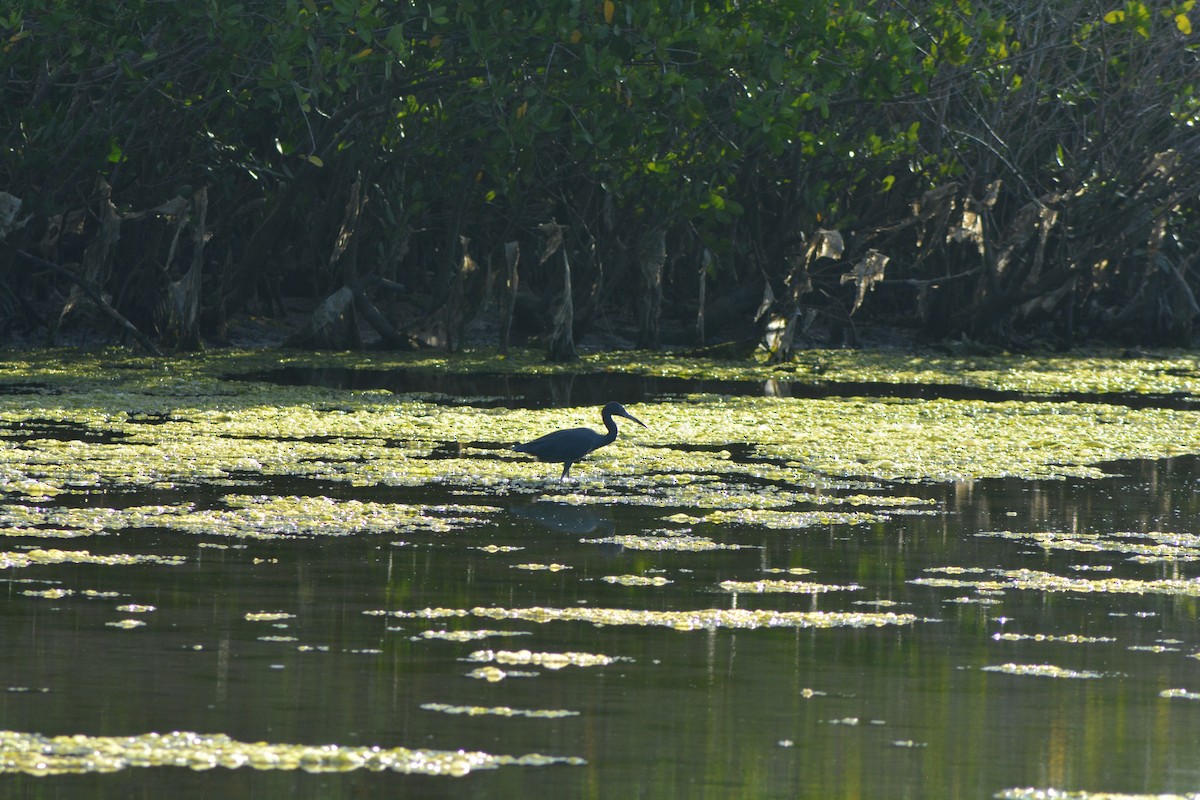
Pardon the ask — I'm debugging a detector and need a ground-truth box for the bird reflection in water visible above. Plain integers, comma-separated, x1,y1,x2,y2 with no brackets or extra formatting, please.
509,503,615,537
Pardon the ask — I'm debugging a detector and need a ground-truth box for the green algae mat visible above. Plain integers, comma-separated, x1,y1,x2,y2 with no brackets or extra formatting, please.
1,347,1200,798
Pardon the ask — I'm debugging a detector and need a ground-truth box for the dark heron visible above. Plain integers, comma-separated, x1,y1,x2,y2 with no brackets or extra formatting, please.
514,401,647,480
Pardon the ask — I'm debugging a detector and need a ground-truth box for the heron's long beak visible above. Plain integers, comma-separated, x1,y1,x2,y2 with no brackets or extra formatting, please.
621,410,648,428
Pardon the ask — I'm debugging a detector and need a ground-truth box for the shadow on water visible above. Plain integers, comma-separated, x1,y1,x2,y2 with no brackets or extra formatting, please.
509,503,615,537
234,366,1200,409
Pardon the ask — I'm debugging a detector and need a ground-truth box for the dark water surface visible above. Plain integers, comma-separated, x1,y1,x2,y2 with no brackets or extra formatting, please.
3,387,1200,797
237,365,1200,410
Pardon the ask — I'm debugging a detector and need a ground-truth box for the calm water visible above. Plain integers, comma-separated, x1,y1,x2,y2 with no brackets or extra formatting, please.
237,365,1200,410
3,404,1200,797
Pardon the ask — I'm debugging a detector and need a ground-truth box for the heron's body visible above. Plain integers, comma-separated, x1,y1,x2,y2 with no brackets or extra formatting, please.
514,402,647,479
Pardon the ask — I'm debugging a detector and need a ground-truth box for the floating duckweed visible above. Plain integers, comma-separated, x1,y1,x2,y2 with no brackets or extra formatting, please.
1159,688,1200,701
159,496,493,540
116,604,155,613
0,497,498,543
699,509,884,528
412,629,531,642
602,575,673,587
644,484,808,511
764,567,815,576
911,568,1200,598
21,588,71,599
0,549,185,570
105,619,146,629
7,345,1200,398
979,530,1200,563
621,484,933,516
421,703,579,719
834,494,936,507
474,545,525,553
992,633,1117,644
82,590,121,598
579,535,750,552
373,605,920,629
909,576,1008,592
0,729,583,776
1005,569,1200,597
467,649,616,669
244,612,296,622
0,504,144,536
924,566,989,575
258,636,298,642
466,667,513,682
366,608,472,620
719,580,860,594
466,605,921,631
5,350,1200,506
12,348,1200,797
1,528,89,540
1127,645,1180,653
512,563,572,572
982,663,1105,679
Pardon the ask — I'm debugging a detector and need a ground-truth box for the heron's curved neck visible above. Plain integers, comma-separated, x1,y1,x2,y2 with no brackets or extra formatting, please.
600,412,620,444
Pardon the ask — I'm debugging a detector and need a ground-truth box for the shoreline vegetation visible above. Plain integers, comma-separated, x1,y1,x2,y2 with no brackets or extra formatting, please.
3,2,1199,357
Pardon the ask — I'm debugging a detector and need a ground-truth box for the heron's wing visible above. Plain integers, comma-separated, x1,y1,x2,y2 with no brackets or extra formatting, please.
514,426,597,456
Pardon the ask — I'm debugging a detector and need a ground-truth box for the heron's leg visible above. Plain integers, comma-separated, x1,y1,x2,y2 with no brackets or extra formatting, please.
560,462,572,480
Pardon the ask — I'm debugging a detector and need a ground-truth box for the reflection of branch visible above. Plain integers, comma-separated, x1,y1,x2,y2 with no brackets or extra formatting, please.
14,249,163,356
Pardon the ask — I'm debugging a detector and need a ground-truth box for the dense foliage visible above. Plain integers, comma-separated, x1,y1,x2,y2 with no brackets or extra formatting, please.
1,0,1198,354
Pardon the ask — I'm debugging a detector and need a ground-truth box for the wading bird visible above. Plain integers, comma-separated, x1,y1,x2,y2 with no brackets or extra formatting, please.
514,402,647,480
